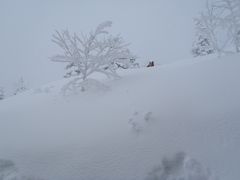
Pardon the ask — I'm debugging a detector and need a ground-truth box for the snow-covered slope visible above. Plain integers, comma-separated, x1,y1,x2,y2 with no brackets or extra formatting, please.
0,54,240,180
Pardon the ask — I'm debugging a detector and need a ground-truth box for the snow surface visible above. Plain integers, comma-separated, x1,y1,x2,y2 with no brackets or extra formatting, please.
0,54,240,180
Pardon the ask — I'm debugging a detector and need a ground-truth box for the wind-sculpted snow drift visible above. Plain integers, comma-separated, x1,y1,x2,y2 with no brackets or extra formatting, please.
61,78,110,96
0,153,217,180
0,54,240,180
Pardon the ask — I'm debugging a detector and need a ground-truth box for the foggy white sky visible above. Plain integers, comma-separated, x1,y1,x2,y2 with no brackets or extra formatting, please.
0,0,204,89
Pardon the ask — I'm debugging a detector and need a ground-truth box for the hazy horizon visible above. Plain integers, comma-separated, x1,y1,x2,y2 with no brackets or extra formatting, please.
0,0,204,90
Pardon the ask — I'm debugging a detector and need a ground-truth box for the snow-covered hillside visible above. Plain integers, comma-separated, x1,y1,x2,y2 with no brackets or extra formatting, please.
0,54,240,180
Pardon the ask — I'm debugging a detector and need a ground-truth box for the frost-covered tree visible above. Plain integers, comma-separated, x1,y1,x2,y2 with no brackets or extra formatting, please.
213,0,240,52
194,2,225,56
14,78,27,95
193,0,240,56
192,18,215,57
0,87,4,100
192,35,215,56
51,21,135,80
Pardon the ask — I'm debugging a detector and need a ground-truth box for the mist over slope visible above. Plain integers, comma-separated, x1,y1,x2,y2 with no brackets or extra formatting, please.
0,54,240,180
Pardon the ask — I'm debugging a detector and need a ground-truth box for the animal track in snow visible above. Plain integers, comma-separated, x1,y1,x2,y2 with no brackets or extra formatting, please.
128,111,155,134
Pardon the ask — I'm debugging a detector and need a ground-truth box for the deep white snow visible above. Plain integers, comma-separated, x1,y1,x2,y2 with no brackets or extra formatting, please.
0,54,240,180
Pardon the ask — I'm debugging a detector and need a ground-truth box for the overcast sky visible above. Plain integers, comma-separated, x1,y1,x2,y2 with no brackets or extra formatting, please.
0,0,204,90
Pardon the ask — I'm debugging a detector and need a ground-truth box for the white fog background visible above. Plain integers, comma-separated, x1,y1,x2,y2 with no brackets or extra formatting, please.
0,0,204,90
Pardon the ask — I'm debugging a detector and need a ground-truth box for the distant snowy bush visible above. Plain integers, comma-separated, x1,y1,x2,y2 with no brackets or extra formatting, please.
13,78,27,95
145,152,218,180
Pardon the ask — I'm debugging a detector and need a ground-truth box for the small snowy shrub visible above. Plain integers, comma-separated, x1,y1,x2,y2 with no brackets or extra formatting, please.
14,78,27,95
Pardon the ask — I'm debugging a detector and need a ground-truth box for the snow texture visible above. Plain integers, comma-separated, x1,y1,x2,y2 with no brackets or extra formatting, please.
0,54,240,180
145,152,217,180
